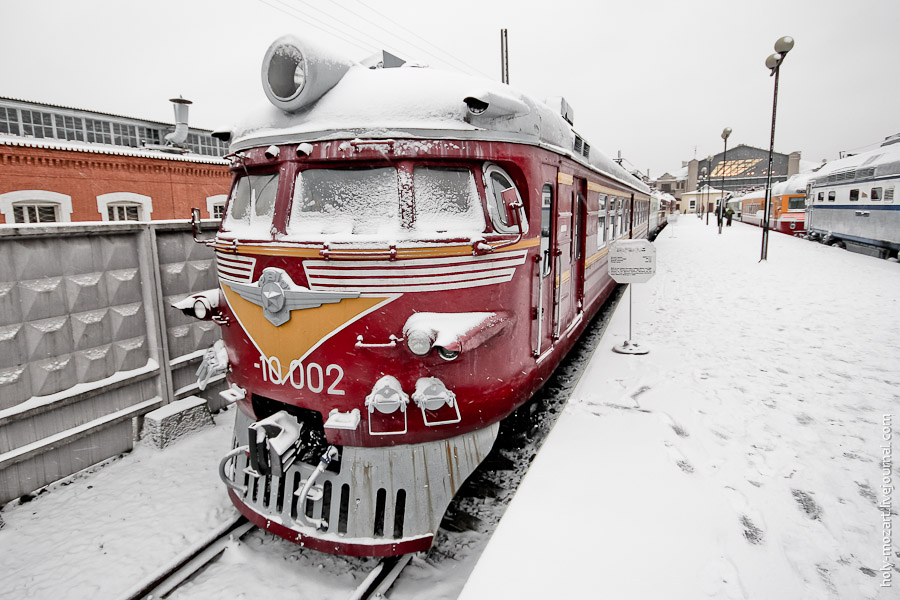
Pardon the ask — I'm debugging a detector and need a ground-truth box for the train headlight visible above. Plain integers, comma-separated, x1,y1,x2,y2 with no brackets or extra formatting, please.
172,290,220,321
406,329,434,356
192,298,210,320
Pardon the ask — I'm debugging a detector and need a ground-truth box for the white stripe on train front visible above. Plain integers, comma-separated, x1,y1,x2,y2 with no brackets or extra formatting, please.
304,249,528,292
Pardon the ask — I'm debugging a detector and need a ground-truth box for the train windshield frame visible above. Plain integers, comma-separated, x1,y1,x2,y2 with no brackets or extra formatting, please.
221,172,280,235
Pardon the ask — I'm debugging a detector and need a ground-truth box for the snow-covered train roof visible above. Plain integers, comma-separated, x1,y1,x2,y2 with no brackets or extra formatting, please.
772,172,814,195
808,142,900,186
229,35,650,195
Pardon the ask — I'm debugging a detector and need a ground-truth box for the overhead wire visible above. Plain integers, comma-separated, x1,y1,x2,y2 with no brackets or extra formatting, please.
257,0,497,80
255,0,375,56
342,0,493,78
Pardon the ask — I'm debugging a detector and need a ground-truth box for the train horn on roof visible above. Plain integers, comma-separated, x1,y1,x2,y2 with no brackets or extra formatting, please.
261,34,355,113
463,90,530,119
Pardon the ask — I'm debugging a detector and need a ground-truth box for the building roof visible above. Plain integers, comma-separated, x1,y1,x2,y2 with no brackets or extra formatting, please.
0,96,179,129
0,135,228,165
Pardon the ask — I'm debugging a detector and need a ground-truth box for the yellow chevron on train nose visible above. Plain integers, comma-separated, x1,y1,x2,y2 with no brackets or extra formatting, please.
221,283,393,377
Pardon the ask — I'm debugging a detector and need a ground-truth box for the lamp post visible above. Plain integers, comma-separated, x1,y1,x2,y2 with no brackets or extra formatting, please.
719,128,732,234
701,166,708,224
761,35,794,260
705,155,712,225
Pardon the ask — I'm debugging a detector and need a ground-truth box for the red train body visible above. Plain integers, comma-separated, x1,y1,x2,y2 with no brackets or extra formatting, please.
185,34,651,556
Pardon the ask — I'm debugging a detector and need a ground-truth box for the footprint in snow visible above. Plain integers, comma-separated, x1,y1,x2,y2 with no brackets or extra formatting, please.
791,489,823,520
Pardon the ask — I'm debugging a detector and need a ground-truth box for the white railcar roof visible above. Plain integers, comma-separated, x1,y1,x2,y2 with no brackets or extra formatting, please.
809,143,900,185
231,62,649,195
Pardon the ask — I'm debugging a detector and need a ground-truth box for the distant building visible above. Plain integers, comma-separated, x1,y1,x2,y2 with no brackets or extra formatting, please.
653,145,802,203
678,185,727,214
0,97,231,224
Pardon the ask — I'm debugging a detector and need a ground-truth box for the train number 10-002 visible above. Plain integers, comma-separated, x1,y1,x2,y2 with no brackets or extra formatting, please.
259,355,346,395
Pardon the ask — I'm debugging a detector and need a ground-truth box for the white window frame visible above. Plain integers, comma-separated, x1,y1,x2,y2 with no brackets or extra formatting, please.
97,192,152,221
0,190,73,223
206,194,227,219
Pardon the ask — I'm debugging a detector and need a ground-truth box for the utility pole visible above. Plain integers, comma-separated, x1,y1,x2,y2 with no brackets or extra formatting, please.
500,29,509,84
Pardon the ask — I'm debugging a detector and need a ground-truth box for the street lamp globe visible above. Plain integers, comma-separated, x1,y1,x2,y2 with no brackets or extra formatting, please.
774,36,794,54
721,127,732,140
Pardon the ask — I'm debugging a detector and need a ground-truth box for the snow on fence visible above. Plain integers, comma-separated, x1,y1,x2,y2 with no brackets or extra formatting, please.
0,220,225,504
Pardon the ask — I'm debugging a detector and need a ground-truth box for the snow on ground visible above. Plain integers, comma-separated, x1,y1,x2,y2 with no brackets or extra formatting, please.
1,216,897,599
460,216,899,599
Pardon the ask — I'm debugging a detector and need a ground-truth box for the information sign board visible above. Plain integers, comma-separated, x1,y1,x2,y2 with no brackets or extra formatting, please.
608,239,657,283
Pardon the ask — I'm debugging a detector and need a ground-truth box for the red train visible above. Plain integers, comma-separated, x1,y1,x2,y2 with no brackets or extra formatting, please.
181,34,652,557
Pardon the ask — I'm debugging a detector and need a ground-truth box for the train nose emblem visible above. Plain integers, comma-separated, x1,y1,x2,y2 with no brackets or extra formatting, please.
227,267,360,326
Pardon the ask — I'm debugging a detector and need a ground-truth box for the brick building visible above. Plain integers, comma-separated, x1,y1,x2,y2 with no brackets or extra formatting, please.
0,97,231,224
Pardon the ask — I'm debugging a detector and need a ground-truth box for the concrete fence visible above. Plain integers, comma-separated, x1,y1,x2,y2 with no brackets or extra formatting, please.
0,220,225,505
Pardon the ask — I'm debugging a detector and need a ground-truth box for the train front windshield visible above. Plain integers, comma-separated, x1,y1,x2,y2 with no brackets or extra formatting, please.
288,167,485,240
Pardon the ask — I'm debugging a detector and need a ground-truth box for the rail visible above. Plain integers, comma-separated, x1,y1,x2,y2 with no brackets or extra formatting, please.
117,515,255,600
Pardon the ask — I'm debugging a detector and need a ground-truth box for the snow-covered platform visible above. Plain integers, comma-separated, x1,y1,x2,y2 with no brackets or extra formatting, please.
460,218,899,600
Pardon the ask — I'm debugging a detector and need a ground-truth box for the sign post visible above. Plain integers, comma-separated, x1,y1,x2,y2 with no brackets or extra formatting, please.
608,239,657,355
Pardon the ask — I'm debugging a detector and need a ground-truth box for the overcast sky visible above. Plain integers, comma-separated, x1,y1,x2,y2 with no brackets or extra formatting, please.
2,0,898,178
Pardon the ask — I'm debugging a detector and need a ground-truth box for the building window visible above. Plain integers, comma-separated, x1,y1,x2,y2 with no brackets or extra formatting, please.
57,115,85,141
107,204,141,221
0,106,20,135
13,204,59,223
112,123,138,147
85,119,112,144
139,126,162,145
97,192,152,221
21,110,54,138
828,191,836,202
849,189,859,202
689,199,696,211
871,187,882,201
212,204,225,219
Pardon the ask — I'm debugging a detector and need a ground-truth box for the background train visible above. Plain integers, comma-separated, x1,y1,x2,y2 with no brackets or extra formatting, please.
805,137,900,258
733,172,811,235
180,34,661,557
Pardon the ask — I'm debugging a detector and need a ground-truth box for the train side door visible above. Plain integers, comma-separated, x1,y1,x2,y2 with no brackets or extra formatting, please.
553,171,574,340
532,178,557,358
572,179,587,313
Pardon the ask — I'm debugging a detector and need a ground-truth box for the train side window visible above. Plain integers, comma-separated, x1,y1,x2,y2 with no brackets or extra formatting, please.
540,184,553,277
871,187,882,201
598,195,607,247
849,189,859,202
610,198,618,239
828,191,836,202
483,163,528,235
817,191,824,202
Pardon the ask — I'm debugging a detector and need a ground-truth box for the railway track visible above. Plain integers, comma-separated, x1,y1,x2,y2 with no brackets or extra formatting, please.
118,512,414,600
117,286,625,600
118,516,256,600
